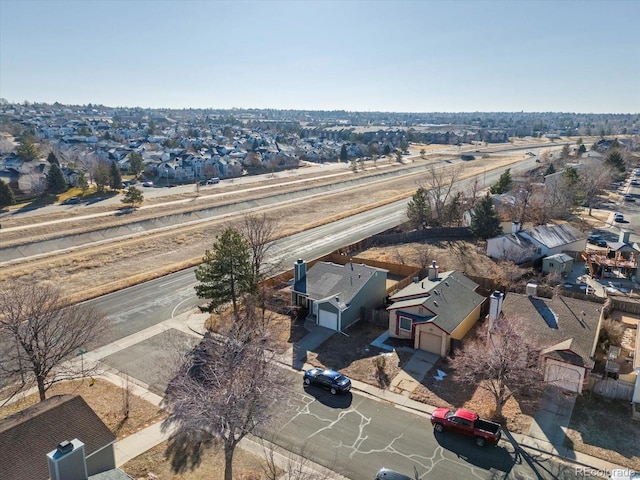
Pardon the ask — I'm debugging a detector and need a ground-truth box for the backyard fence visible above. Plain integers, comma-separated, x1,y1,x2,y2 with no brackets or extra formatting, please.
590,376,635,401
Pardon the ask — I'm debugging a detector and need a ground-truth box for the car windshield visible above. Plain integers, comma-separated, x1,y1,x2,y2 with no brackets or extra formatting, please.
334,374,348,383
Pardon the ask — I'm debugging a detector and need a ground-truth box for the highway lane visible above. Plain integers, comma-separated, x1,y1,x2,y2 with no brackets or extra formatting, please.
263,371,578,480
88,158,538,345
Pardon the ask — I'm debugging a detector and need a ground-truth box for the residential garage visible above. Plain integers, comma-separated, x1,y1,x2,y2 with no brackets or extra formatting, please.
419,331,442,355
318,310,338,330
545,359,584,393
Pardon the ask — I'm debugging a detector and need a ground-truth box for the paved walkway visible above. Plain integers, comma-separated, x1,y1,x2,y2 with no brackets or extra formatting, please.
6,309,622,477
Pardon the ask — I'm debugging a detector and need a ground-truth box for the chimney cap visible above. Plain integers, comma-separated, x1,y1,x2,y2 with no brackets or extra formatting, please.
296,258,303,263
56,441,73,455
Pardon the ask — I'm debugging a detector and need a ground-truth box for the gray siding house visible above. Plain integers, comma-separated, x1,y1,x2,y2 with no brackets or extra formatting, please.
291,259,388,332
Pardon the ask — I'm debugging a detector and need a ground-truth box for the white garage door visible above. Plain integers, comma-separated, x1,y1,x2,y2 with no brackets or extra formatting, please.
419,332,441,354
546,363,581,393
318,310,338,330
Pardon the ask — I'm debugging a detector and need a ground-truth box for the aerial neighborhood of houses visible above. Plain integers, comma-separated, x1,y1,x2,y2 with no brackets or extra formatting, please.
0,102,636,198
1,101,640,479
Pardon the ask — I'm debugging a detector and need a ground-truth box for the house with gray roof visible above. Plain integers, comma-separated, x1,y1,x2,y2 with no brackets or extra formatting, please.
487,222,586,264
291,259,388,332
0,394,128,480
498,291,603,393
386,262,485,356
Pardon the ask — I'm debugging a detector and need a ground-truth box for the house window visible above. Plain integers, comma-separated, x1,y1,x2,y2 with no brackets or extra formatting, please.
399,316,412,331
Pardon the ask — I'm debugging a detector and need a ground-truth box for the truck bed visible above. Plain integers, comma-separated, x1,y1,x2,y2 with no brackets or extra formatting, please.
475,418,501,435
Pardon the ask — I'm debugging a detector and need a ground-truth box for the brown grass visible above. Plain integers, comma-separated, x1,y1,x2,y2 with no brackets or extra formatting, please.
1,151,526,305
0,379,165,440
355,239,509,279
410,358,539,434
564,393,640,471
204,307,307,351
305,321,413,390
122,441,279,480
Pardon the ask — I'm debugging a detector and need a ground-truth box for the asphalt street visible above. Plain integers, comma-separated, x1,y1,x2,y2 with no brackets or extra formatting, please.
257,370,580,480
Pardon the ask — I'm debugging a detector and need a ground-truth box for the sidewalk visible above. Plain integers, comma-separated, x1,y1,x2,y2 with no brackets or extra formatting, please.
102,310,626,476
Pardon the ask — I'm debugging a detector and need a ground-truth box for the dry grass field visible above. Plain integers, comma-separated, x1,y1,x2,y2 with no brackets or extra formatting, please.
0,150,529,305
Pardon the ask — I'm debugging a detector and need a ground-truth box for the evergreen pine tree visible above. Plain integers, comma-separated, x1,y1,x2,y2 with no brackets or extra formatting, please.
470,193,502,239
194,227,253,317
0,179,16,208
46,163,67,194
489,169,513,194
406,188,431,229
340,144,348,162
110,161,123,189
47,152,60,165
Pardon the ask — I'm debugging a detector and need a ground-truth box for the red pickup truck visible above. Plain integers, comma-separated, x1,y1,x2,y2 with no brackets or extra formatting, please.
431,407,502,446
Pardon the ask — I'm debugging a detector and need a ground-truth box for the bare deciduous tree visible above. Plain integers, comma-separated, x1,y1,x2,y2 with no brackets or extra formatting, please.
242,213,280,286
422,165,459,226
162,306,283,480
465,177,483,208
0,283,109,402
580,164,612,216
450,315,543,419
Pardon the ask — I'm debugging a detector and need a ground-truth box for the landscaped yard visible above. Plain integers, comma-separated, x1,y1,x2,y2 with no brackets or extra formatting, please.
564,393,640,471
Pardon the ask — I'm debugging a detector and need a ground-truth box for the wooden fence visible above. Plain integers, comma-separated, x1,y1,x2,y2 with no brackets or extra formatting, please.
371,227,473,246
590,376,635,400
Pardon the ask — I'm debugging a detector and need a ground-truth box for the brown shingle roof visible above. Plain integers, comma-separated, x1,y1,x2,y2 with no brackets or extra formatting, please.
500,293,602,369
0,394,116,480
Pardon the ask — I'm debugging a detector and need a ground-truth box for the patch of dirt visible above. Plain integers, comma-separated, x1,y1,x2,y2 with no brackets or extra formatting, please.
305,321,413,390
355,239,511,280
564,393,640,471
122,440,278,480
0,378,165,440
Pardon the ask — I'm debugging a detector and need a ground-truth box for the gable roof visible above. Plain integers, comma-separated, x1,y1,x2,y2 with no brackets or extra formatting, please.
544,253,573,263
0,394,116,480
293,261,387,305
388,271,484,334
500,293,602,369
524,223,585,249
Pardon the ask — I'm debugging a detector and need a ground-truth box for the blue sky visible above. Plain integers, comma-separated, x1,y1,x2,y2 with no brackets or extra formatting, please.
1,0,638,113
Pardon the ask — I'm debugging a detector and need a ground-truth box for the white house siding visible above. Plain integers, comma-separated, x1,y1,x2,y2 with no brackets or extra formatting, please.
486,235,537,262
